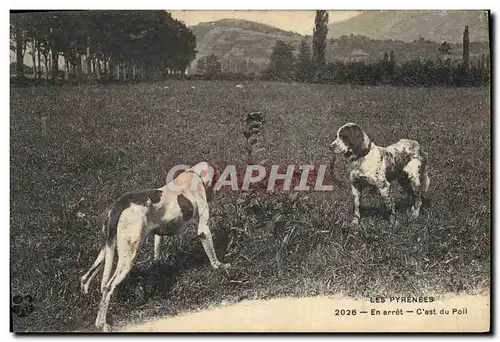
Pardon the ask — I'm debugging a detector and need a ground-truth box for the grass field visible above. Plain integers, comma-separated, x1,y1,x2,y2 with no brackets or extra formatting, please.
10,81,490,332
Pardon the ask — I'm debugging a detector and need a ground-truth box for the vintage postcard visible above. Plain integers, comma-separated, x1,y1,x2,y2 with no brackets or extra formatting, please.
9,9,491,333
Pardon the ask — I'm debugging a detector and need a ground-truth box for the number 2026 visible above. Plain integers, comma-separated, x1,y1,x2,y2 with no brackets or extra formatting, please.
335,309,357,316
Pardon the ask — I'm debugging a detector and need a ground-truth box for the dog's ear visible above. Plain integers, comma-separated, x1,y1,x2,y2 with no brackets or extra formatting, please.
340,124,370,158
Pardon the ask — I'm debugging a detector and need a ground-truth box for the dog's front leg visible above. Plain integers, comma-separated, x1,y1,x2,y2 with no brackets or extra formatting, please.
378,181,398,227
196,199,230,271
198,222,230,270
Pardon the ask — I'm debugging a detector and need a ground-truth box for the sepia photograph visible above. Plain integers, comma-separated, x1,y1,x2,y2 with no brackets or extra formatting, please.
9,8,491,333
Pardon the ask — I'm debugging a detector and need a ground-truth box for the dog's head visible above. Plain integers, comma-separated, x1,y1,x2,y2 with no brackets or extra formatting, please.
190,162,217,201
329,123,371,160
165,162,216,200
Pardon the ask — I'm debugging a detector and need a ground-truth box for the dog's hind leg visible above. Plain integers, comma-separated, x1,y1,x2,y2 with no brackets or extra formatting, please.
100,240,116,294
397,175,417,216
418,151,430,198
153,235,164,263
404,159,424,221
80,244,105,295
95,212,145,332
421,164,430,198
422,173,430,198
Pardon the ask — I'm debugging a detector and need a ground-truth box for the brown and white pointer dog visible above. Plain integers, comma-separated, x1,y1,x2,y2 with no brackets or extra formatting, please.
329,123,430,227
80,162,229,331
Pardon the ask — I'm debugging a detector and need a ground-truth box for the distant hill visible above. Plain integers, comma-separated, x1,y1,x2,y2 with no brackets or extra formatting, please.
188,19,305,73
327,10,489,43
188,16,489,74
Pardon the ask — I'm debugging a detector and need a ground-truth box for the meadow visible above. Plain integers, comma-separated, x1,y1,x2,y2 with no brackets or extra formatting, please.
10,81,490,331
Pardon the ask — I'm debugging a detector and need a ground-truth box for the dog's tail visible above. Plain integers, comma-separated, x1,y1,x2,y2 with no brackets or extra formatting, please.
99,204,118,245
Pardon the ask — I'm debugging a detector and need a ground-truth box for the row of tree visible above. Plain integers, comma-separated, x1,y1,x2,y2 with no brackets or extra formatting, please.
257,10,330,82
10,11,197,82
260,38,489,86
193,35,488,86
261,22,489,86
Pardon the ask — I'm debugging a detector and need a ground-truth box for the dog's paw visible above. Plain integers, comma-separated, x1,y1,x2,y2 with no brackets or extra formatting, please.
81,284,89,295
80,278,89,295
95,319,103,330
216,262,232,279
409,210,420,222
102,323,112,332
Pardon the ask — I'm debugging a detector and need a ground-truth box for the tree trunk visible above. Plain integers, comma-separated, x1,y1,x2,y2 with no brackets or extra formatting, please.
123,63,127,81
76,53,82,79
96,59,102,80
44,55,49,80
93,59,99,80
86,43,91,77
15,24,24,78
37,48,42,79
31,52,37,79
51,49,59,80
64,56,69,80
463,25,470,71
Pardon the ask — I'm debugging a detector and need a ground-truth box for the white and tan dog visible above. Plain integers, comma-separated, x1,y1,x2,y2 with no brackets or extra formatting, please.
329,123,430,227
79,162,229,331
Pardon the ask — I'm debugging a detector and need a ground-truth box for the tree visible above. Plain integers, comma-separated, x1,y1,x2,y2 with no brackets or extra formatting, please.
266,40,294,81
438,42,451,56
10,11,198,83
197,54,222,78
10,13,29,78
312,10,329,73
388,50,396,77
379,51,390,82
22,12,52,79
382,51,389,64
295,39,314,82
463,25,470,69
168,19,197,74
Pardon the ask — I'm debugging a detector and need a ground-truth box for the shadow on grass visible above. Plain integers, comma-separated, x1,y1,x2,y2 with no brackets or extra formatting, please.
360,197,432,218
117,229,231,298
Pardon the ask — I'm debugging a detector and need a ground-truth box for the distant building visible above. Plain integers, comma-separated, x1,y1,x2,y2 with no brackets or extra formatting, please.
348,49,370,62
332,48,371,63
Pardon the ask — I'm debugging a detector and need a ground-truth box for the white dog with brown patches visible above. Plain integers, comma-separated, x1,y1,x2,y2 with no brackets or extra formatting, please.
329,123,430,227
79,162,229,332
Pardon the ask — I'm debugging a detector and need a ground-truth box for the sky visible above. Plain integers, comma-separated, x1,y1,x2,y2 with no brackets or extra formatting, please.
169,10,362,35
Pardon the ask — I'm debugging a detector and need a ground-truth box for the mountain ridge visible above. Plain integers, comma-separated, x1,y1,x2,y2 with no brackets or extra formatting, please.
327,10,489,43
187,14,489,74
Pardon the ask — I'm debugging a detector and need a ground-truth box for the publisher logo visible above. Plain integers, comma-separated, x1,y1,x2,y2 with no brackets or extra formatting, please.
11,295,34,318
